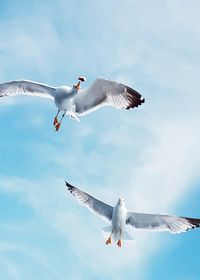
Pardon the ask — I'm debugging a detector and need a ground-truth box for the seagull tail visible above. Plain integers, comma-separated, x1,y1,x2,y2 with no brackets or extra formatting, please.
102,227,134,247
69,112,80,122
102,226,112,236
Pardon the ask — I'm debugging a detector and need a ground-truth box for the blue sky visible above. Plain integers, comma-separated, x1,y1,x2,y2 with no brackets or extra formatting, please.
0,0,200,279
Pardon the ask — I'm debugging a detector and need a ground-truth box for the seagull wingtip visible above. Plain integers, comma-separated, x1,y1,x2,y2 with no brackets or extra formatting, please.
65,181,71,190
65,181,70,188
65,181,75,193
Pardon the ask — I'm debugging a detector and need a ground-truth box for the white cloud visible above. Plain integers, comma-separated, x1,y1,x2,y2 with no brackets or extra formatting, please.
1,102,200,279
0,0,200,279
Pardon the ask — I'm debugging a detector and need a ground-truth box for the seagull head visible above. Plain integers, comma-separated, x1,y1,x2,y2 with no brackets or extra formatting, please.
73,77,86,91
118,197,125,206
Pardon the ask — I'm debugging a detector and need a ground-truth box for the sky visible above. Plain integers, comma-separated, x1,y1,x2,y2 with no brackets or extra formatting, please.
0,0,200,279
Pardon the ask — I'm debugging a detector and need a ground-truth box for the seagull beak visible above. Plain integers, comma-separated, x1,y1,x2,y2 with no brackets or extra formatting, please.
74,82,81,90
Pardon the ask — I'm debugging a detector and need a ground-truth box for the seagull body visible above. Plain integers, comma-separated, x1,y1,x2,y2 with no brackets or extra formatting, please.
66,181,200,247
0,77,145,131
54,86,74,111
112,199,127,233
110,198,127,246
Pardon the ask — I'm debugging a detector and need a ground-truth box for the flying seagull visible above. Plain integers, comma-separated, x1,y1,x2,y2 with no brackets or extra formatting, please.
66,181,200,248
0,77,144,131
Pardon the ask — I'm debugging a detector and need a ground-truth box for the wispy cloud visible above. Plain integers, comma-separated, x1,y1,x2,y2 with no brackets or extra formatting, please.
0,0,200,279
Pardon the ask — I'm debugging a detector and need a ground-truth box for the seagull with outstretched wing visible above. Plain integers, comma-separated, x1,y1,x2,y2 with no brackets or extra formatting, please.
66,181,200,248
0,77,144,131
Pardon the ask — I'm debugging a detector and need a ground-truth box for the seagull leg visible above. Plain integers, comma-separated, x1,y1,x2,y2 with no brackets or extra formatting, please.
117,239,122,248
106,237,112,245
55,110,66,131
106,231,113,245
53,109,60,126
117,230,122,248
55,122,61,131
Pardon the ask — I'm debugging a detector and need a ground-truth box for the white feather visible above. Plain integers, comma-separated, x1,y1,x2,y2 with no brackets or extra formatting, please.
0,80,55,99
73,78,144,116
126,212,200,234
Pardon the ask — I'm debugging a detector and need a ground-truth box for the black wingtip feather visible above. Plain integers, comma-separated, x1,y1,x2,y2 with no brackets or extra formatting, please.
125,87,145,109
65,181,76,194
184,217,200,231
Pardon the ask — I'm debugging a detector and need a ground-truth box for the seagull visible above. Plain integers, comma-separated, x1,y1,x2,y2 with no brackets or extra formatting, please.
0,77,144,131
66,181,200,248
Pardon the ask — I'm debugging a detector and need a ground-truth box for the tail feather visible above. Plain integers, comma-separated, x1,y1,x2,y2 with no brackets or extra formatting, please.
123,231,134,240
67,112,80,122
102,227,134,247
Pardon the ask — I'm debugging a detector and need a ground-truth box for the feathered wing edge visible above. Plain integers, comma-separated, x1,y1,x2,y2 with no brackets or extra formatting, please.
184,217,200,231
65,181,113,222
125,86,145,109
73,78,145,115
0,80,56,99
126,212,200,234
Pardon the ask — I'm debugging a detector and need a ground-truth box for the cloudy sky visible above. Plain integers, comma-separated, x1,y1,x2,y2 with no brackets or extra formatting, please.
0,0,200,279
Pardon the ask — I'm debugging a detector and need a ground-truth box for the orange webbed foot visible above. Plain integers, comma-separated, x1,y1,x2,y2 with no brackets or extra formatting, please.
53,117,58,126
55,122,61,131
106,237,112,245
117,240,122,248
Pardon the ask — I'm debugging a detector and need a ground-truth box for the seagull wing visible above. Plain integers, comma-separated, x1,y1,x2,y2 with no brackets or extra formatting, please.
126,212,200,234
73,78,145,116
0,80,56,100
66,181,113,222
